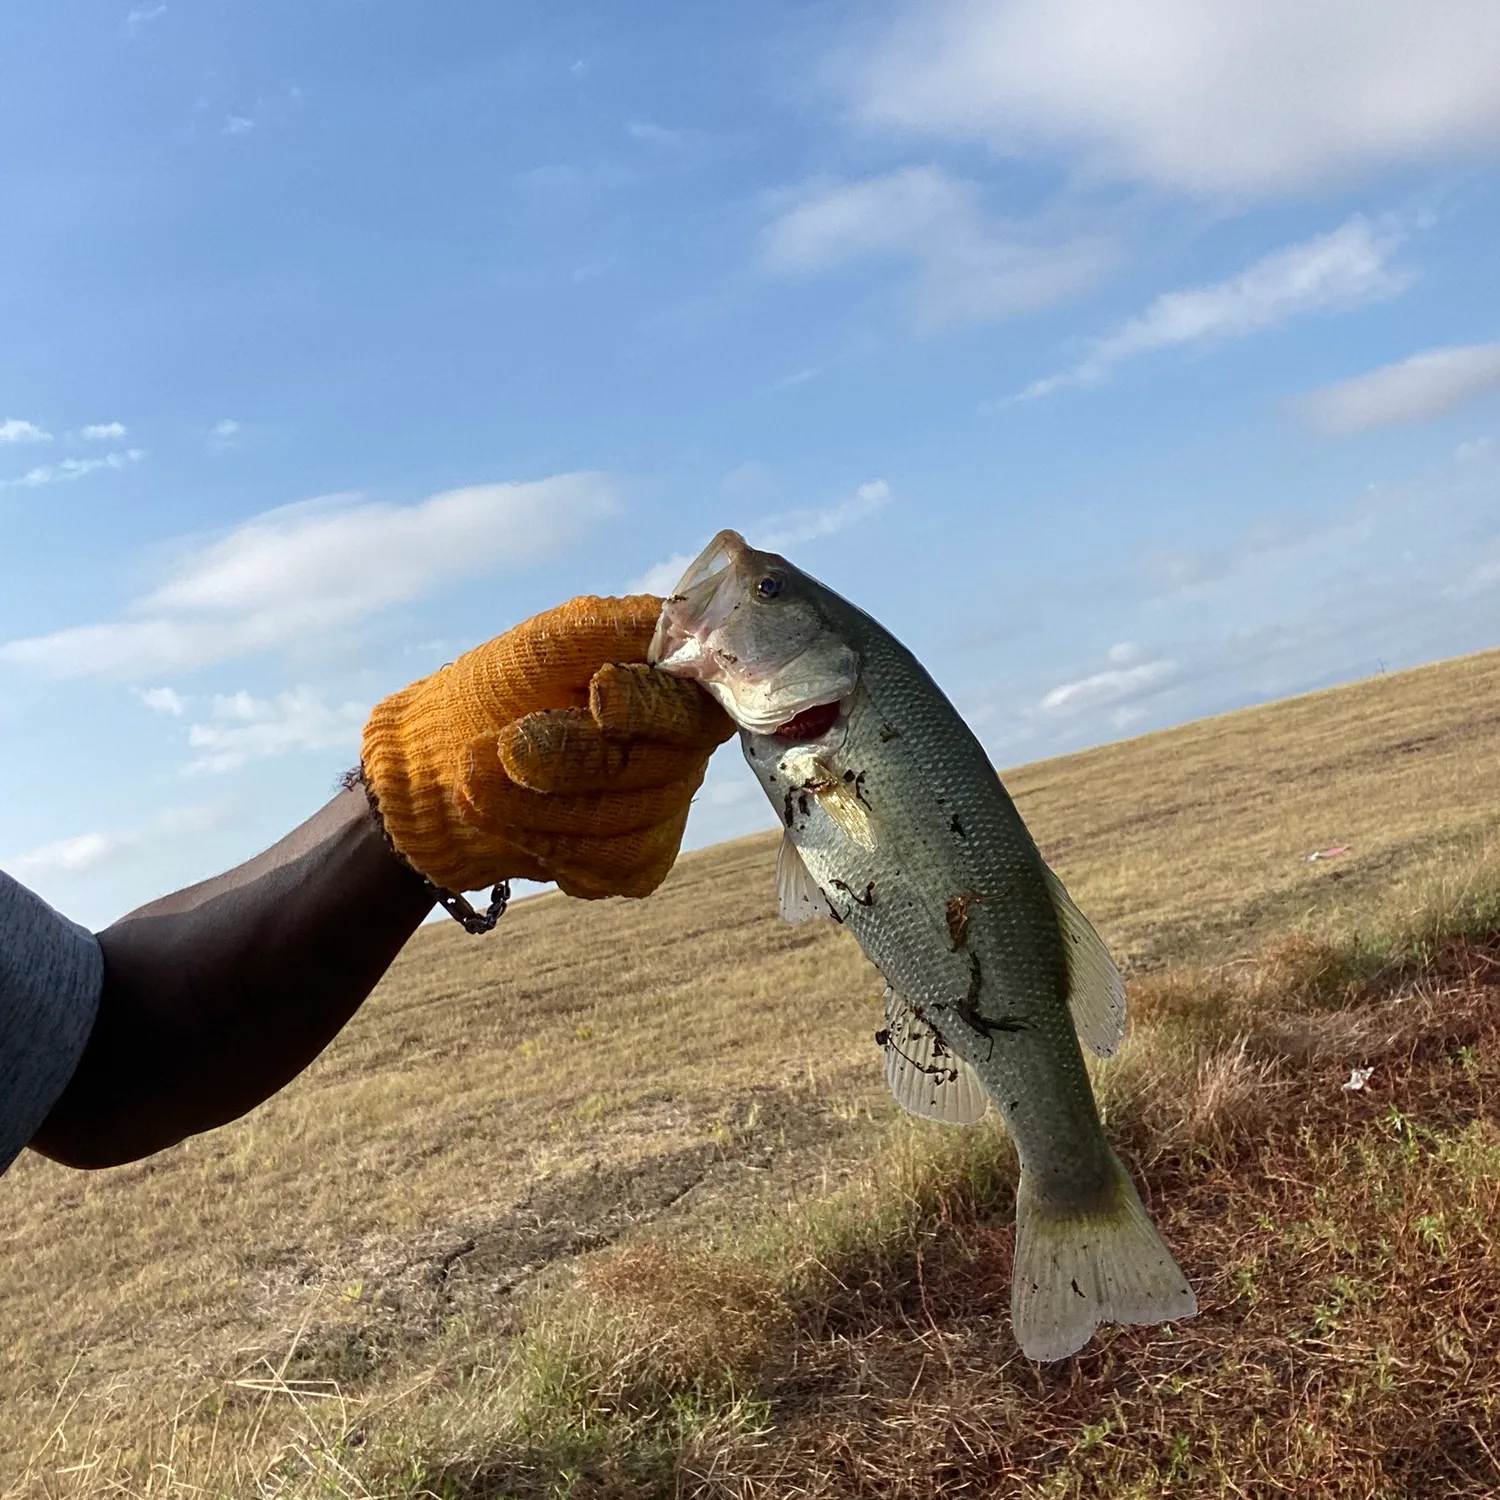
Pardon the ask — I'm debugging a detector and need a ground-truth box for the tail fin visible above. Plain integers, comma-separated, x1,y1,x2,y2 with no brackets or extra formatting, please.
1011,1151,1195,1362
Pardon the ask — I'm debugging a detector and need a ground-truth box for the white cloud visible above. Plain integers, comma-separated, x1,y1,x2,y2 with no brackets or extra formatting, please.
224,115,255,136
625,120,711,160
126,4,166,28
705,777,758,809
775,367,822,390
184,686,366,775
5,832,127,878
2,804,221,881
1039,656,1176,716
0,473,616,680
853,0,1500,198
81,422,127,441
1140,545,1228,594
1451,557,1500,600
0,419,51,444
757,479,892,552
1298,343,1500,437
1016,217,1410,400
1456,437,1495,463
1,448,145,488
627,119,680,146
211,418,240,438
626,479,894,597
763,167,1112,329
135,685,186,716
627,553,697,597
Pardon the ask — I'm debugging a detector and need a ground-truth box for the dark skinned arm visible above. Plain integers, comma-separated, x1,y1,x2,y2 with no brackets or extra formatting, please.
28,787,434,1169
23,596,729,1172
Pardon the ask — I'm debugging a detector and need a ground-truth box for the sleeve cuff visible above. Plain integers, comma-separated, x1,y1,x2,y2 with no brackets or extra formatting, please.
0,872,105,1174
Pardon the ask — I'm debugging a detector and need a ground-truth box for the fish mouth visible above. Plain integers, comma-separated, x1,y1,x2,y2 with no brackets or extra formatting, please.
649,527,859,735
648,530,749,675
772,700,843,740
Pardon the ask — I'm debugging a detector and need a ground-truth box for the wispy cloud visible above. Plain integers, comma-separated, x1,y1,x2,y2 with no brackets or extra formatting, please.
627,119,683,147
774,367,822,390
625,119,713,162
1298,342,1500,436
1,448,144,488
853,0,1500,198
126,4,166,30
1015,217,1411,401
967,441,1500,765
4,831,129,878
757,479,892,552
211,418,240,438
763,167,1112,330
1039,648,1177,718
81,421,127,441
224,115,255,136
184,687,366,775
626,480,894,595
134,685,186,716
0,473,616,680
626,553,698,597
0,419,51,444
3,804,222,881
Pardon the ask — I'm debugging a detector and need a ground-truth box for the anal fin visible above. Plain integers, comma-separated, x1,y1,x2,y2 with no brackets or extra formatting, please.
882,986,987,1125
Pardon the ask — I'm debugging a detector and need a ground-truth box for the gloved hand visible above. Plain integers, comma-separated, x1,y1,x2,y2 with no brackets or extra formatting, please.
360,595,735,900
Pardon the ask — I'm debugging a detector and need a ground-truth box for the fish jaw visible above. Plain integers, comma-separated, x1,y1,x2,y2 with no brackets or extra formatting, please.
648,531,745,678
648,529,860,735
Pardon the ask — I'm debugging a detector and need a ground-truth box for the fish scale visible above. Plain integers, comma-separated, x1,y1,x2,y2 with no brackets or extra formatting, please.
651,529,1195,1361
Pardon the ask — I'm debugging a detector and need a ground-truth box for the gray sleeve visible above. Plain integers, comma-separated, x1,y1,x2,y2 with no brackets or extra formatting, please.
0,870,104,1175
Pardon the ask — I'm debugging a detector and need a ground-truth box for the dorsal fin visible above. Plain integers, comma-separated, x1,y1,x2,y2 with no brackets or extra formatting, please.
776,831,835,924
1041,863,1126,1058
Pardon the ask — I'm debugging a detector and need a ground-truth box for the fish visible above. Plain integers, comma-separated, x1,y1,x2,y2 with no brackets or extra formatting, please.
649,530,1195,1362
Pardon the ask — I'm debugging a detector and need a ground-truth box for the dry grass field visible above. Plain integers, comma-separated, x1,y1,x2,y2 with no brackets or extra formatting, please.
6,647,1500,1497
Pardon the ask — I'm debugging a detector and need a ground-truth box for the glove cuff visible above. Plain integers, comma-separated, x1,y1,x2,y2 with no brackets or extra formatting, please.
361,676,473,891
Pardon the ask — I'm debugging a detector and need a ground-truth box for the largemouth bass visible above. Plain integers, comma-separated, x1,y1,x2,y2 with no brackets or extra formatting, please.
649,530,1195,1362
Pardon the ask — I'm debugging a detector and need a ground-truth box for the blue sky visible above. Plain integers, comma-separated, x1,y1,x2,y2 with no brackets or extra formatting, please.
4,0,1500,927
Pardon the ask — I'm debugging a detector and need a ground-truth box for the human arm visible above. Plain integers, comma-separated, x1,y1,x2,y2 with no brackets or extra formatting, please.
21,594,730,1170
27,789,432,1168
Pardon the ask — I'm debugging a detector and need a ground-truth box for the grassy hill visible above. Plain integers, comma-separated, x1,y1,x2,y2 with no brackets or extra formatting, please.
6,648,1500,1497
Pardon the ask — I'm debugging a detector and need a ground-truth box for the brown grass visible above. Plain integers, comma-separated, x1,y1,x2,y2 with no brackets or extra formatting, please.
6,648,1500,1496
706,942,1500,1499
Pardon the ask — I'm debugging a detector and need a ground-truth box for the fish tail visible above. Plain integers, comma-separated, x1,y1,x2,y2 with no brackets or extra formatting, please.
1010,1150,1196,1362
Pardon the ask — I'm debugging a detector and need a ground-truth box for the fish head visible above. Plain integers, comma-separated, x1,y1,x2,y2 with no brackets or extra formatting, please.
648,529,859,735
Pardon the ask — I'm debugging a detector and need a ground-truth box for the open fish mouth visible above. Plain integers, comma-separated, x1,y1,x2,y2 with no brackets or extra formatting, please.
772,700,843,740
648,529,860,736
649,532,747,678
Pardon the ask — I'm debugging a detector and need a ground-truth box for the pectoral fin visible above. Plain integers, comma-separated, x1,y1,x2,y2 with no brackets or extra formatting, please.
776,831,834,924
881,987,987,1125
1042,863,1126,1059
813,779,876,850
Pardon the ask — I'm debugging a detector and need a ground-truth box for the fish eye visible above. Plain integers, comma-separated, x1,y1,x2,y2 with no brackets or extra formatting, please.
756,574,783,598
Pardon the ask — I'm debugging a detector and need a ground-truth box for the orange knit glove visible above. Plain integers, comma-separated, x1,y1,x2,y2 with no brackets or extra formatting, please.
360,596,735,900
